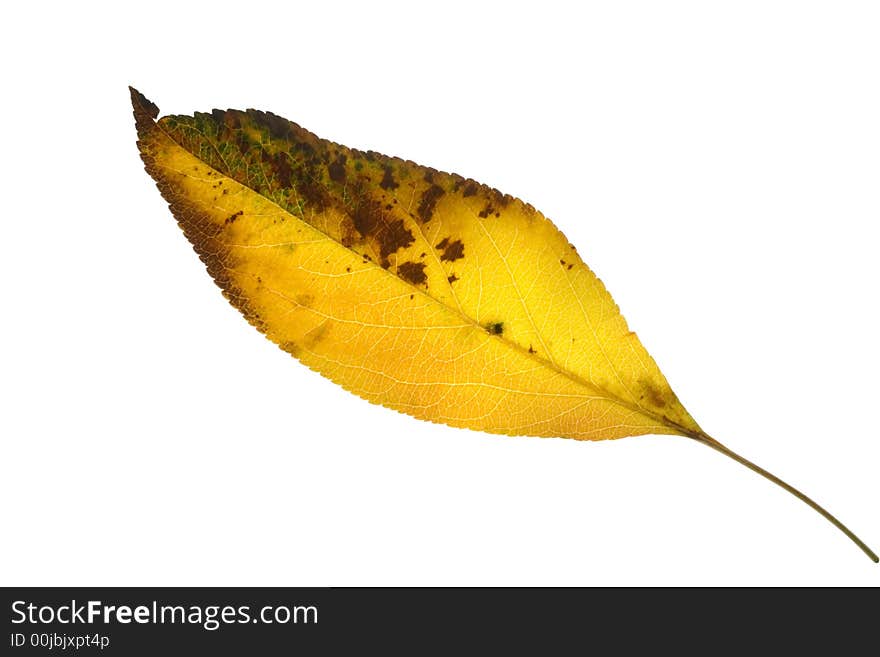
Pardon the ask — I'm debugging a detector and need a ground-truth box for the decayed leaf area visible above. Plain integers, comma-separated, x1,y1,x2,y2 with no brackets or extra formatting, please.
133,89,700,441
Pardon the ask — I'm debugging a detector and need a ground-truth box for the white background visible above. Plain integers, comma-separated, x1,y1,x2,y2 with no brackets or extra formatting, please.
2,1,878,585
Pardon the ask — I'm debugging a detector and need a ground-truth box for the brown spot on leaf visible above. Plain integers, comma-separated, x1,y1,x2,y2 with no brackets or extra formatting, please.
398,261,427,285
417,184,445,222
639,379,668,408
280,341,301,357
490,187,511,208
487,322,504,335
435,237,464,262
447,274,459,284
235,133,251,154
225,210,243,225
328,154,347,183
292,138,317,157
478,203,494,219
223,111,242,130
297,175,328,209
295,293,315,307
351,198,415,267
263,111,293,140
378,219,414,265
462,180,479,197
303,320,330,349
380,165,399,191
262,150,292,188
351,199,378,235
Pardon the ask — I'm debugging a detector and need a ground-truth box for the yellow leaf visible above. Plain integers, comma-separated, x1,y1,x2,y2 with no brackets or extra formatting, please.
131,88,876,562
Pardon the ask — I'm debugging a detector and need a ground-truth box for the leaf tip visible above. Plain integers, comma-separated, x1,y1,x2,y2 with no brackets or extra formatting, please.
129,86,159,121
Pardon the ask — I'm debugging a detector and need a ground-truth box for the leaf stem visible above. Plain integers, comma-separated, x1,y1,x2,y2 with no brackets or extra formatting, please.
688,432,878,563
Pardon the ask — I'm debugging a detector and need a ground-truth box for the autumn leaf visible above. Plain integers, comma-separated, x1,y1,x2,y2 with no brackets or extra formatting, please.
131,88,876,562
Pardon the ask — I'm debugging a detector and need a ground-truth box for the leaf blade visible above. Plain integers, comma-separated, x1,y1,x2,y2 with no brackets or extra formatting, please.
132,88,700,441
